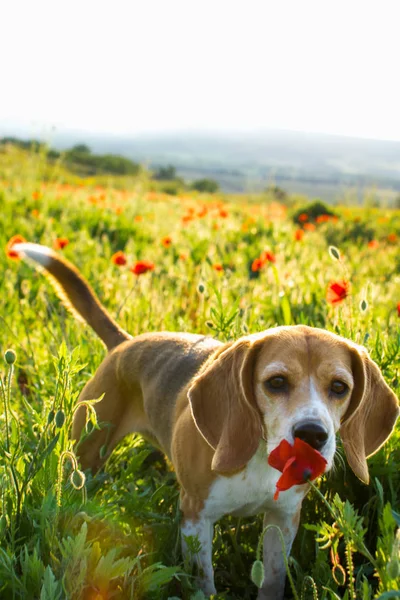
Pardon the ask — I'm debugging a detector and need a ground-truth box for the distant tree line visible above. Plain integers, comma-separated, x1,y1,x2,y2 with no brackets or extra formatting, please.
152,164,219,193
1,137,220,190
0,138,141,177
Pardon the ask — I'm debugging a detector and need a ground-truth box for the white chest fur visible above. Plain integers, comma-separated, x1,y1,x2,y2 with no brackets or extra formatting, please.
202,442,307,521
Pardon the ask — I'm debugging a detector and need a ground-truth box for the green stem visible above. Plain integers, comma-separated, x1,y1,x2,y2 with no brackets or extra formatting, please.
256,524,300,600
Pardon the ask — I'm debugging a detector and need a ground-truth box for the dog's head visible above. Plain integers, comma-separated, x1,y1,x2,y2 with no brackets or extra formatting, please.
188,326,399,483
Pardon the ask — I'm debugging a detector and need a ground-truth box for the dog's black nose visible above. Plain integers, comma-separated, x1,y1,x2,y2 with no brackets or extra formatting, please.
293,422,328,451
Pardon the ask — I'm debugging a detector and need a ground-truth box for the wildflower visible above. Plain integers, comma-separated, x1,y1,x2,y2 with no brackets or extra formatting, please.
213,263,224,272
388,233,397,243
268,438,327,500
294,229,304,241
31,208,40,218
251,258,264,272
182,214,194,224
219,208,228,218
130,260,155,275
260,250,276,264
198,206,208,218
316,214,331,224
115,206,123,215
111,251,127,266
32,191,41,201
303,223,316,232
161,236,172,248
6,235,27,259
179,253,188,261
367,240,379,249
298,213,308,222
326,280,350,305
397,302,400,317
134,215,143,222
53,238,69,250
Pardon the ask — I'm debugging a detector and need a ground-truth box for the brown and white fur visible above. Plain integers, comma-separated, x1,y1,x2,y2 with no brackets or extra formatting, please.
13,243,399,599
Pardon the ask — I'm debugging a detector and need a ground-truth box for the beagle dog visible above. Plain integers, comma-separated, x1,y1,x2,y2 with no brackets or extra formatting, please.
13,243,399,599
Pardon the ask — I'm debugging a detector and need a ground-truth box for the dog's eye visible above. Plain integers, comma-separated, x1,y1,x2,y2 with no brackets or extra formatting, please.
264,376,288,392
330,380,349,396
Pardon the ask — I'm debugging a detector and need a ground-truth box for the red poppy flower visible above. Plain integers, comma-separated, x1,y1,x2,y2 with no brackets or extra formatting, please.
31,209,40,218
134,215,143,222
397,302,400,317
260,250,276,264
53,238,69,250
251,258,264,272
388,233,397,243
303,223,316,232
316,214,331,224
294,229,304,241
6,235,27,259
197,206,208,218
130,260,155,275
268,438,327,500
326,280,350,305
111,251,127,266
161,236,172,248
298,213,308,222
219,208,228,218
367,240,379,249
213,263,223,272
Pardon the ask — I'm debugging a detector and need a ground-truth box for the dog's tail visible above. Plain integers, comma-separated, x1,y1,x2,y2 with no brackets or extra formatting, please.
12,243,131,351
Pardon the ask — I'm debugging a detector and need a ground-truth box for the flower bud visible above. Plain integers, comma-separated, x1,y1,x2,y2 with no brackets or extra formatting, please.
70,469,86,490
250,560,265,588
55,410,65,428
328,246,340,261
47,410,55,425
5,349,16,365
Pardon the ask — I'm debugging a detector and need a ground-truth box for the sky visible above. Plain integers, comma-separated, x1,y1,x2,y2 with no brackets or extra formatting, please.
1,0,400,141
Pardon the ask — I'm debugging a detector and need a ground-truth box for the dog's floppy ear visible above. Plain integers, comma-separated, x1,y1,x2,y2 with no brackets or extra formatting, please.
188,339,263,474
340,345,399,484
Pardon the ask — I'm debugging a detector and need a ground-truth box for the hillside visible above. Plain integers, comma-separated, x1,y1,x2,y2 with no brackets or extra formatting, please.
48,128,400,200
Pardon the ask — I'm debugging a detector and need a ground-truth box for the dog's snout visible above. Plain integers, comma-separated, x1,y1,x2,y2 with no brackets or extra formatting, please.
293,422,328,451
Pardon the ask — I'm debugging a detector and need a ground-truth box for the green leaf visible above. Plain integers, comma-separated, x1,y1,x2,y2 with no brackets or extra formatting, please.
40,566,62,600
140,564,180,592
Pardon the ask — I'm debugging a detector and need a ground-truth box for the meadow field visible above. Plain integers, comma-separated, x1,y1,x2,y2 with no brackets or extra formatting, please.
0,151,399,599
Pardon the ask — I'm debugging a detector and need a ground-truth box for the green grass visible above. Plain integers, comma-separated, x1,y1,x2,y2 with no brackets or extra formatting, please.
0,163,399,599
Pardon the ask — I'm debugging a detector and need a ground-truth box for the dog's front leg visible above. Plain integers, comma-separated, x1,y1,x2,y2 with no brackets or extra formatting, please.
181,515,216,597
256,507,301,600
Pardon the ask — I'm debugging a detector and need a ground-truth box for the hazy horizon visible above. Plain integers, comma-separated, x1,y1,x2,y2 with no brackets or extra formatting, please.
2,1,400,142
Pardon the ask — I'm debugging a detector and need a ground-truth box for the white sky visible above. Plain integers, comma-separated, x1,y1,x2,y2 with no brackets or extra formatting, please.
1,0,400,140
